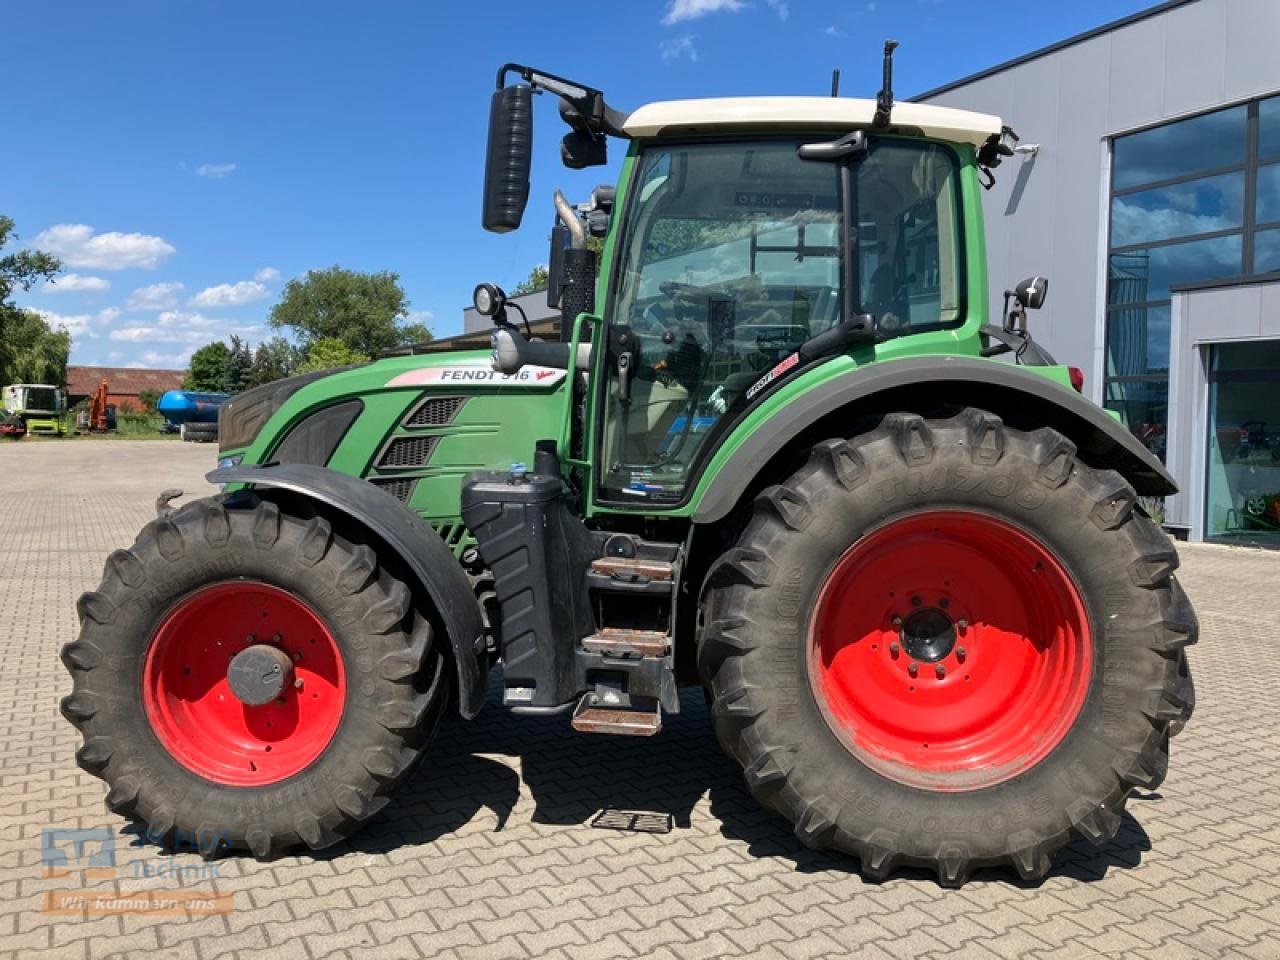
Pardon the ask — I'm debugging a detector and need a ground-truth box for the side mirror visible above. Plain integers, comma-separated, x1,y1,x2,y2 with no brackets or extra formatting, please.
1014,275,1048,310
482,85,533,233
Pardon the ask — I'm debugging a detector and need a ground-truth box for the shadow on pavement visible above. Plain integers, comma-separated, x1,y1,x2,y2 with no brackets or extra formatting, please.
338,678,1155,886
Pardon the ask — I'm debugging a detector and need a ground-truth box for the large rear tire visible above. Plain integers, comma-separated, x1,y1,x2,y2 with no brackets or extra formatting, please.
699,409,1196,886
61,493,448,859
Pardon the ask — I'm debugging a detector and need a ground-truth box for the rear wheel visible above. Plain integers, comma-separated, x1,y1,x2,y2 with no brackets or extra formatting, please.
699,409,1196,885
61,494,447,859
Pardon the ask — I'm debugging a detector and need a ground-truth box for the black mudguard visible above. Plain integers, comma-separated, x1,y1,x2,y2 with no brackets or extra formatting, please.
208,463,489,718
693,355,1177,524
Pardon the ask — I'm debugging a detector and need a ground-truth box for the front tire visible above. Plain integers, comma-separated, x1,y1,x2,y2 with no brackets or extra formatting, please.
699,409,1196,885
61,494,447,859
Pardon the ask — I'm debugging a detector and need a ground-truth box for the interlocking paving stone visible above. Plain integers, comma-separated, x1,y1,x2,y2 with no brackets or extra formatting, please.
2,439,1280,959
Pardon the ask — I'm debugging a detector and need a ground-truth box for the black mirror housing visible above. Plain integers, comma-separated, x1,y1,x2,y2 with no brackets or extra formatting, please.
482,86,533,233
1015,276,1048,310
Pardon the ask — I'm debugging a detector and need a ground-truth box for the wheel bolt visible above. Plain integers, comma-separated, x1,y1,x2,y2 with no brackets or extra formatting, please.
956,646,967,662
910,596,922,607
956,619,969,633
935,664,947,679
889,642,900,657
939,597,950,609
294,678,305,690
291,651,301,662
907,663,918,677
891,615,902,627
245,634,256,644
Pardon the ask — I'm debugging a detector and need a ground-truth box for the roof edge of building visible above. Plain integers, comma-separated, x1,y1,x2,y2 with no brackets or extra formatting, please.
914,0,1200,101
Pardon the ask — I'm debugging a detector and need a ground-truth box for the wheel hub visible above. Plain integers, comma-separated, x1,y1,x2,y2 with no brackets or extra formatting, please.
900,607,956,663
142,581,345,786
227,643,294,706
808,511,1093,791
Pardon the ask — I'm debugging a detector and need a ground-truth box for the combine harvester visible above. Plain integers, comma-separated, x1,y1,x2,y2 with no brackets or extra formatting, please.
1,383,66,436
157,390,228,442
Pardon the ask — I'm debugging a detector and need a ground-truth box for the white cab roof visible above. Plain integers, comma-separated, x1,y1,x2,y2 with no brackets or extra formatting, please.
621,97,1001,147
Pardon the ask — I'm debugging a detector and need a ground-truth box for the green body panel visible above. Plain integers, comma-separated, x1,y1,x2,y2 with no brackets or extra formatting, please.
231,350,567,546
233,135,1082,535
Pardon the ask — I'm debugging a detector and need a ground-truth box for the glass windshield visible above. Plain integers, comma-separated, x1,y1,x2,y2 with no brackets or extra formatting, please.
600,137,964,504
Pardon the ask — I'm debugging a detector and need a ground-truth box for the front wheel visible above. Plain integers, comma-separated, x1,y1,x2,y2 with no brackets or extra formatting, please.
699,409,1196,885
61,494,448,859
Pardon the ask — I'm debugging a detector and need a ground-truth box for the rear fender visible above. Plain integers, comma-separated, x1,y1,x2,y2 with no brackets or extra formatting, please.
208,463,489,718
691,355,1176,524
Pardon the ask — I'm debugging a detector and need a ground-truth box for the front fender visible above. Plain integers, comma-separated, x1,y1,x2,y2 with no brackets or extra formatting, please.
691,355,1176,524
208,463,489,718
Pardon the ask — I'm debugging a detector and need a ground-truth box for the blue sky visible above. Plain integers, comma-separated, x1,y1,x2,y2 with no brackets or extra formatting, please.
4,0,1152,369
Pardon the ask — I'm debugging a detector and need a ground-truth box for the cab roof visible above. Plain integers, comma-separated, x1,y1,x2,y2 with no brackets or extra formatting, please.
620,97,1001,147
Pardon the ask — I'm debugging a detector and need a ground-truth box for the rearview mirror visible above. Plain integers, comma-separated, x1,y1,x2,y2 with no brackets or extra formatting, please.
1014,276,1048,310
482,85,533,233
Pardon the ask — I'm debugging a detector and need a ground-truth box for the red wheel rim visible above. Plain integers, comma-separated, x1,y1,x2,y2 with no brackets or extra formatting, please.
808,511,1092,791
143,582,345,786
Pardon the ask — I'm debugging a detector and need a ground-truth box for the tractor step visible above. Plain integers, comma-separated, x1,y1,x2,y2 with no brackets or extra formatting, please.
571,696,662,736
589,556,674,582
581,628,670,658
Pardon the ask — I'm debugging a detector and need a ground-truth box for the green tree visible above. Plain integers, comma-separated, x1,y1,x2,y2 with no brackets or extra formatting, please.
137,388,161,412
247,336,299,388
295,337,369,374
268,266,427,357
221,335,253,395
2,309,70,385
185,341,231,391
511,264,549,296
0,215,62,387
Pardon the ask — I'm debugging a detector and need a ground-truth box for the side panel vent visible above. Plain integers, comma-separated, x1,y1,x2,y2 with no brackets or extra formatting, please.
369,477,417,503
405,396,466,428
378,435,440,469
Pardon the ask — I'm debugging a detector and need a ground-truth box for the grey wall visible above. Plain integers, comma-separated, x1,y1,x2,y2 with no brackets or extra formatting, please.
919,0,1280,404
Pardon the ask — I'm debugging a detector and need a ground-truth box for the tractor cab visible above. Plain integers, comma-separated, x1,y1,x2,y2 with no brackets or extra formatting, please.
473,58,1029,509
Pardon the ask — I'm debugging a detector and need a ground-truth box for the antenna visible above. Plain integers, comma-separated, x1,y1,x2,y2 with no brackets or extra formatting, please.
830,69,840,98
873,39,899,127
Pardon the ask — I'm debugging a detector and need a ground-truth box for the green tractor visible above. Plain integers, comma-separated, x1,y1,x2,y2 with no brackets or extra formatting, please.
62,50,1195,885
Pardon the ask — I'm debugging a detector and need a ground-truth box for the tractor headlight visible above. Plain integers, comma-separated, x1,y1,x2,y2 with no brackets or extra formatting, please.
217,455,243,470
473,282,506,317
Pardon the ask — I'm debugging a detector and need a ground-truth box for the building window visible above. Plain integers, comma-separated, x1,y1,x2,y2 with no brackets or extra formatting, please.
1106,95,1280,457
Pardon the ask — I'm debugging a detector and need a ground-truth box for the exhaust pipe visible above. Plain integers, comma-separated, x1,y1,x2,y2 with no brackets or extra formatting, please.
551,190,595,339
553,190,586,248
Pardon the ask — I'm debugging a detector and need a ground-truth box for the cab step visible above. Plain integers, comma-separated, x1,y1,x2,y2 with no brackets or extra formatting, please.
589,556,674,582
581,628,670,658
571,695,662,736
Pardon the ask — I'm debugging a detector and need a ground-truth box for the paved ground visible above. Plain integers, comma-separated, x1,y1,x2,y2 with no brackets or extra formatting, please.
3,439,1280,960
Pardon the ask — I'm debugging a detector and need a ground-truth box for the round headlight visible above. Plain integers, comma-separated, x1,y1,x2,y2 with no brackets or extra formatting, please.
473,282,505,317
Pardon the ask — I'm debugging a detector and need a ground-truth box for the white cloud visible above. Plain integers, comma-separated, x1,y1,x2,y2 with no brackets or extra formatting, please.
112,312,264,344
96,307,121,324
34,224,175,271
31,308,96,339
195,162,237,179
140,348,196,368
824,24,843,36
661,0,742,25
253,266,281,283
660,34,699,62
42,273,110,294
127,281,185,311
405,309,434,325
765,0,789,20
189,280,267,308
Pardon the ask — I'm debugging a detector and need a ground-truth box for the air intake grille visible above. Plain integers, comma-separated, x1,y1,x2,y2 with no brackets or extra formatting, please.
369,477,417,502
405,396,466,428
378,435,440,469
